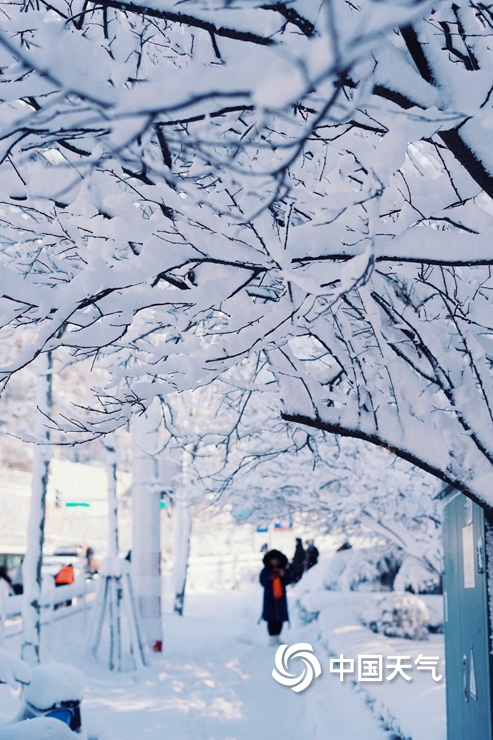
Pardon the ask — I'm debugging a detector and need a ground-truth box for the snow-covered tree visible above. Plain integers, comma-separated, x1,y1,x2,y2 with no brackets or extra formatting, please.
131,402,164,652
158,371,443,588
172,445,193,616
200,415,442,571
0,0,493,507
21,352,52,666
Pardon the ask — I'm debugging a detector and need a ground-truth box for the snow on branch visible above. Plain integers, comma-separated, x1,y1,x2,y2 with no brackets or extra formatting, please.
1,0,493,505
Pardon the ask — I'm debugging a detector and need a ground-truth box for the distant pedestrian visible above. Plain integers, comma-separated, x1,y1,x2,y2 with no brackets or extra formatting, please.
55,563,75,586
54,563,75,608
305,540,319,570
85,546,98,574
291,538,305,583
259,549,294,645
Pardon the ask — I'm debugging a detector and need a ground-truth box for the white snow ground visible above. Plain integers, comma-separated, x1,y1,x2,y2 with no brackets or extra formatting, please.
0,583,445,740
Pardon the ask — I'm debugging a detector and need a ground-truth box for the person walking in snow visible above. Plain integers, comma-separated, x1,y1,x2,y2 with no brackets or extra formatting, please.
305,540,319,570
259,549,294,645
291,538,305,584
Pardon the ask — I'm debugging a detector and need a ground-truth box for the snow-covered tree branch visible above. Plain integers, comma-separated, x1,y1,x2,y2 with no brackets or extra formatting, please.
1,0,493,505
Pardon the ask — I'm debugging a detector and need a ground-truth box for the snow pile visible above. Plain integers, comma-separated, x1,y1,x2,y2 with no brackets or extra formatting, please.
360,593,430,640
293,558,327,597
24,664,85,710
0,649,31,688
0,718,74,740
393,556,441,594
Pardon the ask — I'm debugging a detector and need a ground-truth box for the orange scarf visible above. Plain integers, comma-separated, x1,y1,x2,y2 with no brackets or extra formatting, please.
272,574,284,600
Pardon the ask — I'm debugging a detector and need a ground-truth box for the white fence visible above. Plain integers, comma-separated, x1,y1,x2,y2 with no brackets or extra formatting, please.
1,577,97,639
1,551,263,640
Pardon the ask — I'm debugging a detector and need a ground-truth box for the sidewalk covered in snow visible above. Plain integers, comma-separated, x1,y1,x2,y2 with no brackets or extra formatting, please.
0,581,445,740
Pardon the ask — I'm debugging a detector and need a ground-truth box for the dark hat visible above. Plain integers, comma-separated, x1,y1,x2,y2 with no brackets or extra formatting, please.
262,549,288,568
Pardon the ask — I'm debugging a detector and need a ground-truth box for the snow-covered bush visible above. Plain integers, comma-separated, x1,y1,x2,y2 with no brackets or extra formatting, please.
297,547,442,600
361,593,430,640
323,547,401,592
393,557,441,595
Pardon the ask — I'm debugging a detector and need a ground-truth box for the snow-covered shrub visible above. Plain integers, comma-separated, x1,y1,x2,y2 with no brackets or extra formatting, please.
323,546,401,592
361,593,430,640
292,555,328,596
297,601,320,625
393,557,441,595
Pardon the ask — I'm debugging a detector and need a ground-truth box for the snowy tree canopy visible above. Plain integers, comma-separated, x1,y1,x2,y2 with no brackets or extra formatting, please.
1,0,493,503
200,416,443,576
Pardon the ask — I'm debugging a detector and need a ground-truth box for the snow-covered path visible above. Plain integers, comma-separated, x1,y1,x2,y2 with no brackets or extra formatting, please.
35,585,391,740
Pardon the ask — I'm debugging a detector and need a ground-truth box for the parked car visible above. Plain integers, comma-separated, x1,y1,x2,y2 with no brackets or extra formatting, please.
0,545,98,598
42,544,99,584
52,545,84,558
0,551,24,579
0,550,24,594
52,545,99,576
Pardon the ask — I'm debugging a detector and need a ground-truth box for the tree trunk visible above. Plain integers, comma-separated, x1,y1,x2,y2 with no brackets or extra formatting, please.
173,497,192,616
21,352,52,666
105,433,119,560
106,433,121,670
131,403,163,652
173,445,194,616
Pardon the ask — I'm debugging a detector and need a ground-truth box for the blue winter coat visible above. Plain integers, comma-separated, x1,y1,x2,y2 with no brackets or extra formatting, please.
260,566,294,622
